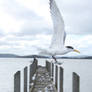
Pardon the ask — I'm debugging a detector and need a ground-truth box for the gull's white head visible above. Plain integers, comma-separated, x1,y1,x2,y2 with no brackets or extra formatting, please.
66,46,80,53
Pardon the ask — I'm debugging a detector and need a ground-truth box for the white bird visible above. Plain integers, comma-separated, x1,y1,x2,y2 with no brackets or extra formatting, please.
39,0,80,62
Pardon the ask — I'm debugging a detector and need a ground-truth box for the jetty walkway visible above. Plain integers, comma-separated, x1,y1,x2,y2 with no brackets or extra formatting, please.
31,66,57,92
14,59,80,92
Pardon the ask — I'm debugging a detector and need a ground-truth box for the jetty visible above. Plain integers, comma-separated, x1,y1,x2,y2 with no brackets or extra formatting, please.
14,59,80,92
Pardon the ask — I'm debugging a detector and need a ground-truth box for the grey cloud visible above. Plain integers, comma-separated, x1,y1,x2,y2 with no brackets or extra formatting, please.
0,29,5,37
13,28,52,37
3,0,41,20
57,0,92,35
0,40,19,46
12,20,52,36
4,35,34,41
20,27,52,36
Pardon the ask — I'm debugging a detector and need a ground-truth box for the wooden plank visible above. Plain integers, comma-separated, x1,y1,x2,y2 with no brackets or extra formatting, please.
14,71,21,92
73,72,80,92
31,66,57,92
24,67,28,92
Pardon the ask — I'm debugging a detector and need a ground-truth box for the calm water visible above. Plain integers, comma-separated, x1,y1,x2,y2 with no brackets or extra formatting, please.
0,58,33,92
0,58,46,92
0,58,92,92
58,59,92,92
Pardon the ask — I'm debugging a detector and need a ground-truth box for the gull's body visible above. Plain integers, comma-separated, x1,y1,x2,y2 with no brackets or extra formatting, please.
39,0,80,60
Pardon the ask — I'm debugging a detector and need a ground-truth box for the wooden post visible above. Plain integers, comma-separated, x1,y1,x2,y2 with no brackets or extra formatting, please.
55,65,58,89
35,58,38,69
33,59,38,74
46,61,49,71
46,61,51,75
46,61,47,69
52,63,54,77
32,62,35,74
29,59,38,88
48,62,51,76
59,67,63,92
53,64,56,84
24,67,28,92
73,72,80,92
29,64,33,84
14,71,21,92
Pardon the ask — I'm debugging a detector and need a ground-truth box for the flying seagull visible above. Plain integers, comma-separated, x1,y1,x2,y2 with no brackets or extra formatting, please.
39,0,80,62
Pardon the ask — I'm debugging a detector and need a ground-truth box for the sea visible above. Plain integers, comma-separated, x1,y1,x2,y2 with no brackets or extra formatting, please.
0,58,92,92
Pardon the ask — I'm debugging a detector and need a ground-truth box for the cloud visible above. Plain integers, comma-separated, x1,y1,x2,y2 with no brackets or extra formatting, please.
0,34,51,55
0,0,91,55
13,21,52,36
65,34,92,55
2,0,41,20
0,0,52,36
57,0,92,34
0,33,92,55
0,0,45,35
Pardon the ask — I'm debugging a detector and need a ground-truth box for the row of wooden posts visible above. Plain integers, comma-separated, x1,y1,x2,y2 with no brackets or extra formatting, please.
14,58,38,92
46,61,80,92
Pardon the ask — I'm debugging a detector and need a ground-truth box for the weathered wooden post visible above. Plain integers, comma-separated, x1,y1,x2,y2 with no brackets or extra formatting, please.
32,61,35,75
30,59,37,83
55,65,58,89
46,61,49,72
53,64,56,85
33,58,37,74
46,61,51,76
46,61,47,69
72,72,80,92
29,64,33,84
14,71,21,92
59,67,63,92
48,62,51,76
24,67,28,92
52,63,54,78
29,59,38,91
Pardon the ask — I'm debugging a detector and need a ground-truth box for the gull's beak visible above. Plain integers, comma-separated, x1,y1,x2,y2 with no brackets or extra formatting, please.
74,49,80,53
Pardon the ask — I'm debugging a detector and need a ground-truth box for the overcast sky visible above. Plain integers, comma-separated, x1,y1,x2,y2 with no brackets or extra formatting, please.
0,0,92,56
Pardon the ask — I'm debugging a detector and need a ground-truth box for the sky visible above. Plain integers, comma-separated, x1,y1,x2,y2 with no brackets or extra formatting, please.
0,0,92,56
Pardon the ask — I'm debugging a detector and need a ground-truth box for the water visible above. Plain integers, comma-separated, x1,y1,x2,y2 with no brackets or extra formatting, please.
0,58,46,92
0,58,33,92
0,58,92,92
57,59,92,92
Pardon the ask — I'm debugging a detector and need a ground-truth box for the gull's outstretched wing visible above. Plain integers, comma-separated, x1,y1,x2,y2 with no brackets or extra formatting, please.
49,0,66,49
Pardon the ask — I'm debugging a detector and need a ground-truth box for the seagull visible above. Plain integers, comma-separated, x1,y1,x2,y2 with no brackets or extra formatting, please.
39,0,80,62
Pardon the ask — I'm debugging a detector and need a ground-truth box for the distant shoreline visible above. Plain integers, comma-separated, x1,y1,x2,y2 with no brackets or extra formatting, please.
0,53,92,59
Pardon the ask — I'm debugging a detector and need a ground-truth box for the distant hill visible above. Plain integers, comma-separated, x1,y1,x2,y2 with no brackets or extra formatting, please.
0,54,20,58
0,54,48,58
57,56,92,59
20,55,92,59
0,53,92,59
19,55,49,58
